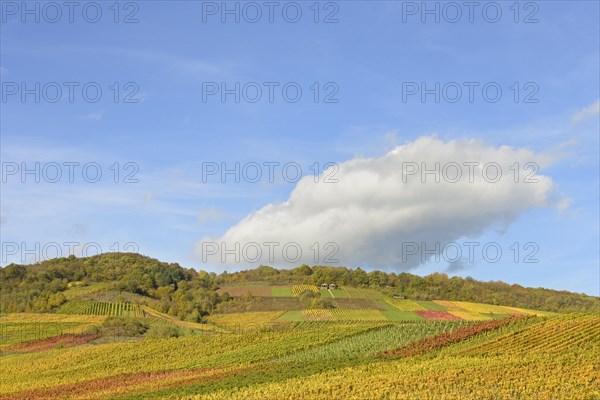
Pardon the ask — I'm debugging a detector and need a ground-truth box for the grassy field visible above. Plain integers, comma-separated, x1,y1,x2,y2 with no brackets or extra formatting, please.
385,299,427,311
271,287,293,297
276,310,304,322
381,310,425,321
328,288,349,298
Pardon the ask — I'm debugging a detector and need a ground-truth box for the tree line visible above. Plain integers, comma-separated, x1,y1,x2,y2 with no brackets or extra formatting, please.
1,253,597,320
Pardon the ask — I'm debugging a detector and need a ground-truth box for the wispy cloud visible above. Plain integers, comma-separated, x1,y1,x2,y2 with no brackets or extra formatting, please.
197,207,227,224
571,100,600,124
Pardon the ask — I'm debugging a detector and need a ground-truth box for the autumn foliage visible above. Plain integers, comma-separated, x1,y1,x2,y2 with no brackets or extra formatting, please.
6,333,101,353
379,315,526,357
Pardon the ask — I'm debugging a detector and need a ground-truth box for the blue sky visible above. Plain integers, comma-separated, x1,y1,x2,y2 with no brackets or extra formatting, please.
1,1,598,295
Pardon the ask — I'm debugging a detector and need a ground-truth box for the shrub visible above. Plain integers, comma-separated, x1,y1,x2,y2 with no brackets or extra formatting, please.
82,325,102,335
101,317,148,337
299,290,316,304
145,325,182,339
309,298,334,309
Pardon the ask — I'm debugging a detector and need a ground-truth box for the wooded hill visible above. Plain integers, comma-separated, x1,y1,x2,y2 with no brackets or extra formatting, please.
1,253,597,322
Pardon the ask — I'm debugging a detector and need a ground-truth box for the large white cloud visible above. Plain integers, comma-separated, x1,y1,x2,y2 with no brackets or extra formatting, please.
195,136,561,270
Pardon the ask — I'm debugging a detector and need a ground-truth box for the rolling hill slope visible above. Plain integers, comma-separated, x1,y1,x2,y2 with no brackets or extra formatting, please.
1,254,597,399
0,313,596,399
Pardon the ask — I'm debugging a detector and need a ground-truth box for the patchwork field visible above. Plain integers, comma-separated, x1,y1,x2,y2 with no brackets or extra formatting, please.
213,282,552,322
209,281,557,324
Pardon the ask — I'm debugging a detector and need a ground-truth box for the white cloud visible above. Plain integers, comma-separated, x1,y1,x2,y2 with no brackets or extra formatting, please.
195,136,563,270
557,198,573,212
571,100,600,124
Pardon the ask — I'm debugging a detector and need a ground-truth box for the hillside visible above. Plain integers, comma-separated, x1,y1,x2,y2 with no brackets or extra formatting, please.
1,253,597,321
0,313,597,399
1,253,598,398
208,282,556,326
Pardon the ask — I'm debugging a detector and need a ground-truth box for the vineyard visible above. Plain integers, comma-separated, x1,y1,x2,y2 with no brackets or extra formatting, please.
266,301,547,322
271,321,467,368
415,310,462,320
1,246,596,399
379,316,526,357
57,301,144,318
0,322,87,347
448,300,550,316
292,285,320,297
0,312,596,399
457,313,600,356
301,309,334,321
330,308,388,321
0,321,375,397
448,310,493,321
140,306,224,333
210,282,560,322
0,313,106,349
206,311,285,330
192,314,600,400
385,299,427,311
0,278,590,399
0,313,105,324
